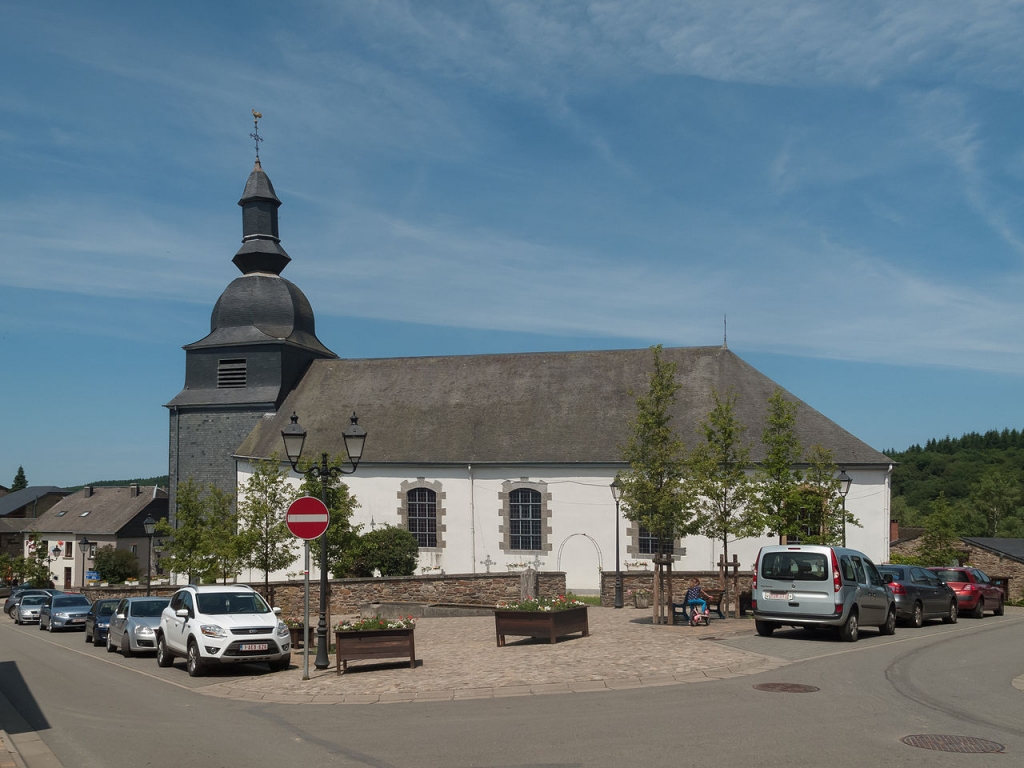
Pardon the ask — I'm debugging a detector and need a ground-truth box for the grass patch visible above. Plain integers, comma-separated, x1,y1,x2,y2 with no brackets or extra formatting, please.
566,592,601,606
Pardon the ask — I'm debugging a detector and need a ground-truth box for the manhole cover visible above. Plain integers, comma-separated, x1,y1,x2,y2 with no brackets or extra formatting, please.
752,683,819,693
901,735,1004,753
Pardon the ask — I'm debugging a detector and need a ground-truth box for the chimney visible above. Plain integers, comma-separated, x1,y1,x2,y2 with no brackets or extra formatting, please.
85,486,93,498
130,484,139,498
890,520,900,543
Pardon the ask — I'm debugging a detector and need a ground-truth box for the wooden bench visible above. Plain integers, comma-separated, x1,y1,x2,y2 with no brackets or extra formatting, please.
672,588,726,624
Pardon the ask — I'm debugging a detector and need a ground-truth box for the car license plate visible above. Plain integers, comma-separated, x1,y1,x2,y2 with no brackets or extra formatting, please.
764,591,791,600
68,618,84,624
239,643,268,652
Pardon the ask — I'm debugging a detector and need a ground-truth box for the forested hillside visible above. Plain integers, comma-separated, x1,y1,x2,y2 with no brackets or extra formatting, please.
885,429,1024,537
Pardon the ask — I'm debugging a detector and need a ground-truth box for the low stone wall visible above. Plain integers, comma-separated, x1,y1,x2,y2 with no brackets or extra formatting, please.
600,570,753,610
81,571,567,621
888,539,1023,601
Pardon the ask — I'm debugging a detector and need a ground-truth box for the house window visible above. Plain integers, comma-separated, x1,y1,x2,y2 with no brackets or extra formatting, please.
397,479,446,551
217,358,246,388
499,480,552,554
64,542,73,558
406,488,437,548
638,526,674,556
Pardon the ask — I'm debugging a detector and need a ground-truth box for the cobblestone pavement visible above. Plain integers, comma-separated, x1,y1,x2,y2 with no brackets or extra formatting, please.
198,607,789,704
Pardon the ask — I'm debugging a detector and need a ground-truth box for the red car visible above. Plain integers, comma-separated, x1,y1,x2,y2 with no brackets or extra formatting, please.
928,567,1005,618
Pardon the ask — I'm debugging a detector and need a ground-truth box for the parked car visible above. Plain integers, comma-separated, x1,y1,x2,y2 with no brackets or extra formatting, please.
107,597,171,656
84,598,120,646
751,544,897,642
877,564,958,626
14,594,49,625
39,593,92,631
155,584,291,676
6,588,62,619
928,566,1005,618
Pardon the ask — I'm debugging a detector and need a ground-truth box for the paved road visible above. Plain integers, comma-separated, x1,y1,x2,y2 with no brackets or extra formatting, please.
2,607,1023,767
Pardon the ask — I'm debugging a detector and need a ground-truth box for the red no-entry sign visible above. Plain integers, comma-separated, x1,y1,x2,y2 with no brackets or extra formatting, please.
286,496,330,539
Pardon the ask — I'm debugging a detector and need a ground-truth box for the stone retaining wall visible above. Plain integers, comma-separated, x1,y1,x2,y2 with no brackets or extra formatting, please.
81,571,568,621
600,570,753,609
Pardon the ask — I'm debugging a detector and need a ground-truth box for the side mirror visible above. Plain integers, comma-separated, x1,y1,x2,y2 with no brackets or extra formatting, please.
176,608,189,619
273,606,282,616
116,612,126,619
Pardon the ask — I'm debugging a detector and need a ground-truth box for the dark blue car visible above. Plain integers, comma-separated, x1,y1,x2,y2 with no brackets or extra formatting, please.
85,599,120,646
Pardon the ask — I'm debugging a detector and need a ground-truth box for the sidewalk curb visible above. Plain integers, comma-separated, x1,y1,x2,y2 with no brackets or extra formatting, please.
0,730,27,768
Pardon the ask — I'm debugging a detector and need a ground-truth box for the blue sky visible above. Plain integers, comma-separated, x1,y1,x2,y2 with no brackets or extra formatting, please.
3,1,1024,488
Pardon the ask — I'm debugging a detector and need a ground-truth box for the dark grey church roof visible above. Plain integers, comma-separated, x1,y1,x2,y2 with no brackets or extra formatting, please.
963,537,1024,564
237,345,891,467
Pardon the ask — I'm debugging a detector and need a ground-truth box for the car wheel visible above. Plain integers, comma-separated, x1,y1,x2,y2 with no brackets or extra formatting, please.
994,597,1005,616
910,602,923,628
121,633,133,658
755,620,776,637
48,620,55,632
38,619,46,631
93,631,103,647
186,640,206,678
8,607,17,620
14,615,21,626
942,600,958,624
972,598,985,619
268,654,291,672
107,632,118,653
839,610,859,642
156,635,174,667
880,607,897,636
85,629,91,643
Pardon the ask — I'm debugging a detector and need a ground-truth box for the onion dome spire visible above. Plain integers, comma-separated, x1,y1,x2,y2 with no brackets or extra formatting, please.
232,111,291,275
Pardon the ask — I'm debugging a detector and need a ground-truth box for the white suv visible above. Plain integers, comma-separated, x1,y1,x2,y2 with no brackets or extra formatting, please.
155,584,291,676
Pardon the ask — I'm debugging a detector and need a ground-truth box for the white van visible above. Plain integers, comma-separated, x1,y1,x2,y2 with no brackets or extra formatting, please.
751,544,896,642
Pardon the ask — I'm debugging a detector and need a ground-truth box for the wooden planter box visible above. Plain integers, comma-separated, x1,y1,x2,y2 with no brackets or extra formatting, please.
334,628,416,675
288,626,313,648
494,606,589,647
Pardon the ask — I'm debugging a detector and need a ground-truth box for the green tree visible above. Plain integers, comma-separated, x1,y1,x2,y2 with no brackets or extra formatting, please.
11,466,27,492
155,478,214,583
18,534,54,586
617,346,693,558
970,469,1021,537
796,445,860,545
755,387,803,542
92,545,141,582
296,457,362,578
235,455,297,600
204,485,242,583
916,493,966,566
348,525,419,577
690,389,759,584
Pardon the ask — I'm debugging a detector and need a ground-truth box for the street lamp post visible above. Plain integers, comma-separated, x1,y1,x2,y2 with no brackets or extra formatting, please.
79,537,91,591
610,476,624,609
143,515,156,596
838,468,852,547
48,546,61,583
282,411,367,671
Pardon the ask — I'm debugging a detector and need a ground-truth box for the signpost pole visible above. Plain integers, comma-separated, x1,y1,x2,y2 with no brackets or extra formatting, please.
303,540,310,680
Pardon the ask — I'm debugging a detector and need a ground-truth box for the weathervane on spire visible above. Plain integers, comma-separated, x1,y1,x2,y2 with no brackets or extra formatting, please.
250,109,263,161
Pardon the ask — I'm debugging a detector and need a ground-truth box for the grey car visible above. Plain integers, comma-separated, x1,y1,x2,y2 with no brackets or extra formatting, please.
877,564,958,627
6,588,61,619
39,593,92,631
14,594,48,624
752,544,897,642
107,597,170,656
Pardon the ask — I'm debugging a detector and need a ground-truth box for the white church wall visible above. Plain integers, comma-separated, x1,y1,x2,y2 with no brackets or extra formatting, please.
234,460,892,593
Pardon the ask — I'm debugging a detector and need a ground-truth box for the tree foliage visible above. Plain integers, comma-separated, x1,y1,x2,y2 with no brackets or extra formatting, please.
11,466,28,492
235,455,297,599
689,388,758,561
754,388,803,541
93,545,140,582
791,444,860,546
617,345,693,552
348,525,419,577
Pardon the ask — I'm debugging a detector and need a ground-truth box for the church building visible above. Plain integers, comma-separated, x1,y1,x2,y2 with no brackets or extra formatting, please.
167,149,893,593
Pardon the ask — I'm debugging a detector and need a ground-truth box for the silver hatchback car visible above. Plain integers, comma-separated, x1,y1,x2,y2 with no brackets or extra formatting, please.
107,597,171,656
751,544,896,642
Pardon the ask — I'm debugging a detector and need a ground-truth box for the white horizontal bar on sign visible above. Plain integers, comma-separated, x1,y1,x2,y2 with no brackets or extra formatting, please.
287,513,329,522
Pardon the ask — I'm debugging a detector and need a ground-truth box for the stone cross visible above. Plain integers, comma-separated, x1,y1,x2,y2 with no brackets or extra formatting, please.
530,554,543,570
480,555,496,573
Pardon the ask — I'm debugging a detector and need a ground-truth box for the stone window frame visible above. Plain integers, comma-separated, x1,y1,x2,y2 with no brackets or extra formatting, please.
625,521,681,560
397,478,446,552
498,478,552,554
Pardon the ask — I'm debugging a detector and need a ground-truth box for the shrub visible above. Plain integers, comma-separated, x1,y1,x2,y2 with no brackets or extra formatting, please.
92,546,140,583
347,526,419,577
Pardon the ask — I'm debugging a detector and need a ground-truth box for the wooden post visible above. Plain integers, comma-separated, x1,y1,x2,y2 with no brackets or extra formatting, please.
717,554,742,617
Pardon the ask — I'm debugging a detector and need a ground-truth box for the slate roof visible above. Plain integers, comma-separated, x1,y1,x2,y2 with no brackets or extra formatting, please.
237,345,891,467
23,486,168,537
0,487,70,517
0,517,32,534
963,537,1024,564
